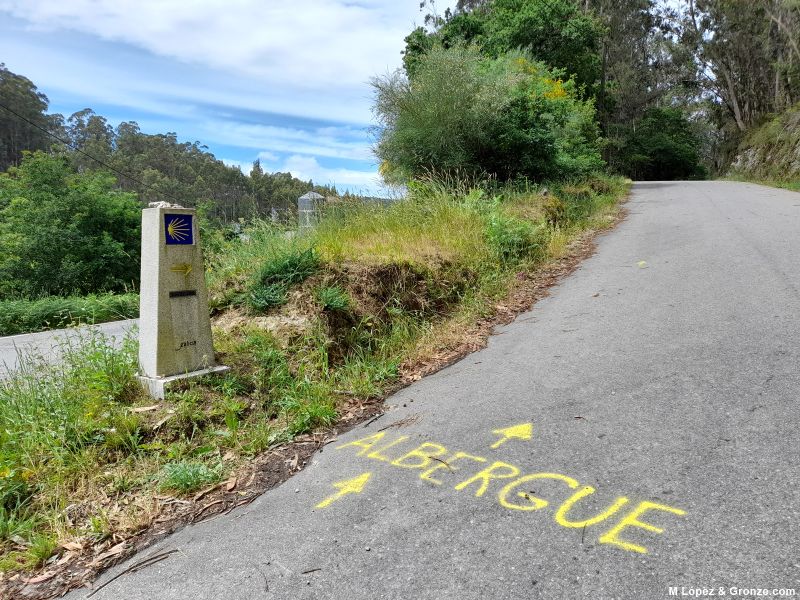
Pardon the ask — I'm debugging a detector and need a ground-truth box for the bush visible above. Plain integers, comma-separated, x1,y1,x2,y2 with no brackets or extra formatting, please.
373,45,603,183
256,246,319,288
543,195,567,227
248,283,289,311
0,152,141,297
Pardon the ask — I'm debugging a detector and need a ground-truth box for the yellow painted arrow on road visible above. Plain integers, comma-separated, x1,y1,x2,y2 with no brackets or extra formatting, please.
491,423,533,449
315,472,372,509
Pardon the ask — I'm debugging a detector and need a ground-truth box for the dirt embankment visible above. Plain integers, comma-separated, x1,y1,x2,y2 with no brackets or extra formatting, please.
729,103,800,181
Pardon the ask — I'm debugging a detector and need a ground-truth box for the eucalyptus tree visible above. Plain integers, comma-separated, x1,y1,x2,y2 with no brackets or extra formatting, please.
0,64,62,172
681,0,800,132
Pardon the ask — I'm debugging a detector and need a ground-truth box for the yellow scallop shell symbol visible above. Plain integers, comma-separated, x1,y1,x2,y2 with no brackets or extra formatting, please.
167,217,190,241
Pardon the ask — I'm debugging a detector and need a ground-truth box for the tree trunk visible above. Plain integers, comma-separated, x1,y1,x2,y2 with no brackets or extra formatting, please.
720,66,747,131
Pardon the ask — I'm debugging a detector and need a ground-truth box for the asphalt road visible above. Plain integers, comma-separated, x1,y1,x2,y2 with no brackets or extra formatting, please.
0,319,137,377
67,181,800,600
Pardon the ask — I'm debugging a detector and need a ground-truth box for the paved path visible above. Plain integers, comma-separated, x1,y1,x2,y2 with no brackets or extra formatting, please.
0,319,137,377
68,182,800,599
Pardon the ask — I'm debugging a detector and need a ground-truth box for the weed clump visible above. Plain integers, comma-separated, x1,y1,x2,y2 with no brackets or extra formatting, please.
316,285,351,312
158,460,221,494
247,247,319,312
485,212,546,263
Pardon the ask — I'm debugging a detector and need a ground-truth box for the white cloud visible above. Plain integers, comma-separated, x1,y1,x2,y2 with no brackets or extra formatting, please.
0,0,442,124
256,151,279,162
279,154,380,193
203,120,372,160
0,1,421,91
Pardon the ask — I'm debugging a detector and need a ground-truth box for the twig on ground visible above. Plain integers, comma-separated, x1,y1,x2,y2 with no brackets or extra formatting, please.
428,456,453,472
192,499,225,522
362,414,383,428
86,549,178,598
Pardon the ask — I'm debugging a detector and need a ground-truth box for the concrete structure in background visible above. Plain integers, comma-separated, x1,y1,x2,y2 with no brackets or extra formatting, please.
138,203,227,398
298,191,324,233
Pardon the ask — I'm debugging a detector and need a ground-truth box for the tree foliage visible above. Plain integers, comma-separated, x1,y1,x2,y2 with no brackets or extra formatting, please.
0,64,62,172
53,111,336,223
0,152,141,298
0,63,349,299
374,45,603,182
681,0,800,133
404,0,604,92
401,0,711,180
609,107,707,180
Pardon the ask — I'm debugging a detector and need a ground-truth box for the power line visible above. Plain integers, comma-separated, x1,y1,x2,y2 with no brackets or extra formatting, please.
0,99,186,206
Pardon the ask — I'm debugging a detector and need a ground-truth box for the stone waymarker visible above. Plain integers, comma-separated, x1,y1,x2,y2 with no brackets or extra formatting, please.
298,191,324,233
138,202,227,398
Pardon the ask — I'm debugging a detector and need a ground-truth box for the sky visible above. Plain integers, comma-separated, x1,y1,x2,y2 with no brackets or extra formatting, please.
0,1,442,195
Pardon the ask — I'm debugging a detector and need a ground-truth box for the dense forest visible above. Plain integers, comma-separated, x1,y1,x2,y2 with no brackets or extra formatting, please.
1,0,800,301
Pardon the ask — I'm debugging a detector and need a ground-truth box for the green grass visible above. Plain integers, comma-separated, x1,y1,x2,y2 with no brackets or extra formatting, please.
158,461,221,494
247,246,320,312
316,285,351,311
0,293,139,336
0,172,628,576
725,173,800,193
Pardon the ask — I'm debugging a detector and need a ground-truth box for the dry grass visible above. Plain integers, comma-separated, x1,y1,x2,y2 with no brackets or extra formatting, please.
314,200,491,266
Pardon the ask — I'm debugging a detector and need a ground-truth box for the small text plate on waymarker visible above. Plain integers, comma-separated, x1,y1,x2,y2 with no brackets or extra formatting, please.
169,290,197,298
164,214,194,245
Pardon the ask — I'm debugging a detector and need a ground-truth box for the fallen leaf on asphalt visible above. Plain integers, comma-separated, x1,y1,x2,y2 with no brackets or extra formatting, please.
637,260,648,268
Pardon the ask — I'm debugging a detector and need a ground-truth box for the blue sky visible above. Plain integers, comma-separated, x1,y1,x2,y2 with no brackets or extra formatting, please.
0,1,443,195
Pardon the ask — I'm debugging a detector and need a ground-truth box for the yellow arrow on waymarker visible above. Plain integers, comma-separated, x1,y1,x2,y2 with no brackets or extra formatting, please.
491,423,533,449
170,263,193,277
315,472,372,509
